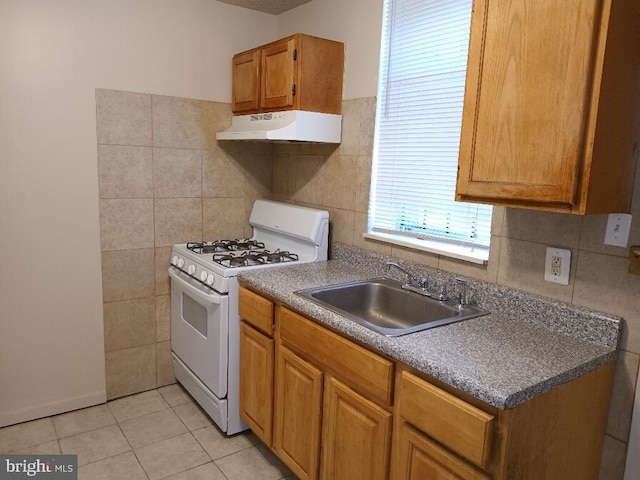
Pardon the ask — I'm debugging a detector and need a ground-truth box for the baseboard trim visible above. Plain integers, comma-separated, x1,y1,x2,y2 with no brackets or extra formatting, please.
0,390,107,428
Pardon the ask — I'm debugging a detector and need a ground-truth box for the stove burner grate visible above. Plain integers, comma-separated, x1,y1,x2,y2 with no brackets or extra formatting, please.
210,249,299,268
260,250,299,264
187,239,266,254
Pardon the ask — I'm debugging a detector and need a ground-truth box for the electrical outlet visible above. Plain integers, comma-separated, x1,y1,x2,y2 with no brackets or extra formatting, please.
544,247,571,285
551,255,562,276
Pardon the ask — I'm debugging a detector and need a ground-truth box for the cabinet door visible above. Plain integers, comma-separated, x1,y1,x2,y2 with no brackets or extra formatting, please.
320,376,392,480
391,421,490,480
273,345,323,480
239,321,274,445
260,38,296,111
232,49,260,113
457,0,601,209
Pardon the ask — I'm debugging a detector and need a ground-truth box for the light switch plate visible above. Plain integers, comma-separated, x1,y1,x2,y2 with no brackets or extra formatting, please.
544,247,571,285
604,213,632,247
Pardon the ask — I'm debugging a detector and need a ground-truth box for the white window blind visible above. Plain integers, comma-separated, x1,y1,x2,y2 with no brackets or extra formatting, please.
368,0,492,263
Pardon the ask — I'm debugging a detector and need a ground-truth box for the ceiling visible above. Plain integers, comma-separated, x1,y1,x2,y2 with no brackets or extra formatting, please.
216,0,314,15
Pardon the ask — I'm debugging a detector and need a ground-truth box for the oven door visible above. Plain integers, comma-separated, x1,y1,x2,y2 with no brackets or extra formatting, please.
169,267,228,398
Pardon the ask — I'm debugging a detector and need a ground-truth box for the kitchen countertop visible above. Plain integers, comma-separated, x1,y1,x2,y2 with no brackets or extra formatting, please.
238,245,621,409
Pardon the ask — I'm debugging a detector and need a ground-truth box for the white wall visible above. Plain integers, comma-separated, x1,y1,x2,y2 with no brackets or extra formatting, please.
0,0,276,426
277,0,384,99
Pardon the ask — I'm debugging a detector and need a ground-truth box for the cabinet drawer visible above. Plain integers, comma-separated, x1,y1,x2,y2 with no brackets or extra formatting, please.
392,421,490,480
239,287,274,335
397,371,494,469
279,307,394,406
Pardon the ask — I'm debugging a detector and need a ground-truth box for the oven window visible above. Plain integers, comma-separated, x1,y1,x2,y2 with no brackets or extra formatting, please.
182,293,208,337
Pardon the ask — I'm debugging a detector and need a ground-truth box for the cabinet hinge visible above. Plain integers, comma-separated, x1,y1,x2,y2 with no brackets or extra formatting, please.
293,49,298,61
292,84,297,96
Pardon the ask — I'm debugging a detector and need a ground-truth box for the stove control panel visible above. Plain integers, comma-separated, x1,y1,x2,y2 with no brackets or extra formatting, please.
169,249,229,293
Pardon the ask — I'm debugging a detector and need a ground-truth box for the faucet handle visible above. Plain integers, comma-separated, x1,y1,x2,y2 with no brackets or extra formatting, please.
454,277,467,306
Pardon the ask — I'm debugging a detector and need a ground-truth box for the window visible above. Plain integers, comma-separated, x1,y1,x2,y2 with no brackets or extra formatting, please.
367,0,492,264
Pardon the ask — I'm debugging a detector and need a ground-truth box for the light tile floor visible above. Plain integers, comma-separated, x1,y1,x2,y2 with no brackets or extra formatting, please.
0,385,295,480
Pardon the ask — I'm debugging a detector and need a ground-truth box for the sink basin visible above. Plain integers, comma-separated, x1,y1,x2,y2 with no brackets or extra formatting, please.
295,278,489,337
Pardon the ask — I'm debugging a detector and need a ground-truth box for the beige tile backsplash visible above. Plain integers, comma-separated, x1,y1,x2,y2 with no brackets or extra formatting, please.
151,96,202,149
155,295,170,343
202,148,245,197
98,146,153,199
153,198,203,247
96,90,152,146
153,148,202,198
97,89,639,478
202,198,246,241
101,249,155,303
96,89,273,400
502,208,583,248
105,344,157,401
103,298,155,353
99,199,154,251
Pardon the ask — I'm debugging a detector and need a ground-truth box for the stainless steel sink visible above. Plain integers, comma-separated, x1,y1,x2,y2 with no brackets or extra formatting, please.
295,278,489,337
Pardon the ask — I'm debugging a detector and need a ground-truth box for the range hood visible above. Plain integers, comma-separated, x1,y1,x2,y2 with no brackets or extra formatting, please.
216,110,342,143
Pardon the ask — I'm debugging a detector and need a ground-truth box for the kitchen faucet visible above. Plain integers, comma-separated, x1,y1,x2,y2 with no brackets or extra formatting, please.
386,261,429,290
387,261,471,306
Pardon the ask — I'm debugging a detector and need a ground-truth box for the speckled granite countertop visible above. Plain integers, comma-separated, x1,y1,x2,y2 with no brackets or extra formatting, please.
238,244,622,409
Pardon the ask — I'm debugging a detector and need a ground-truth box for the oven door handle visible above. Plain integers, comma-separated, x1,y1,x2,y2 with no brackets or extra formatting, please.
168,267,223,305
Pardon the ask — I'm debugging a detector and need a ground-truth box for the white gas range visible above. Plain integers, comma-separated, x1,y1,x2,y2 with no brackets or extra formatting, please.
169,200,329,435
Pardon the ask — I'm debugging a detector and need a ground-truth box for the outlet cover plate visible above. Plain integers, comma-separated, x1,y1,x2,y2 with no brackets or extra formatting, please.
544,247,571,285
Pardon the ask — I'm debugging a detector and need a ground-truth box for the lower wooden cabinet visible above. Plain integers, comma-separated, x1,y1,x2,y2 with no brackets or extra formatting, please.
391,371,494,479
238,287,615,480
271,307,393,480
239,321,274,445
273,345,323,480
321,376,392,480
391,421,490,480
395,371,494,469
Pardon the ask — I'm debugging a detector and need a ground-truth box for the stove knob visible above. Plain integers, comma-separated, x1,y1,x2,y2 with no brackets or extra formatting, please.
200,271,208,282
206,274,214,286
187,264,196,275
171,255,179,266
177,258,185,268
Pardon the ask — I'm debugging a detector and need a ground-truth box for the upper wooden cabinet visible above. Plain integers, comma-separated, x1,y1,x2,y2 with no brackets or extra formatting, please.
456,0,640,214
232,50,260,114
231,34,345,115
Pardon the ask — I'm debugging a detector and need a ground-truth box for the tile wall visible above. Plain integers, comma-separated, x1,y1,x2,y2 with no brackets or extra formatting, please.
271,97,640,480
95,89,273,400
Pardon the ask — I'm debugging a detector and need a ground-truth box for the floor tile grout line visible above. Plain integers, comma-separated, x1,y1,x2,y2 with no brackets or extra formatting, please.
160,461,230,480
126,440,151,480
5,437,61,456
210,443,259,463
106,390,171,423
76,450,138,471
49,416,61,440
54,419,119,443
155,457,213,480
